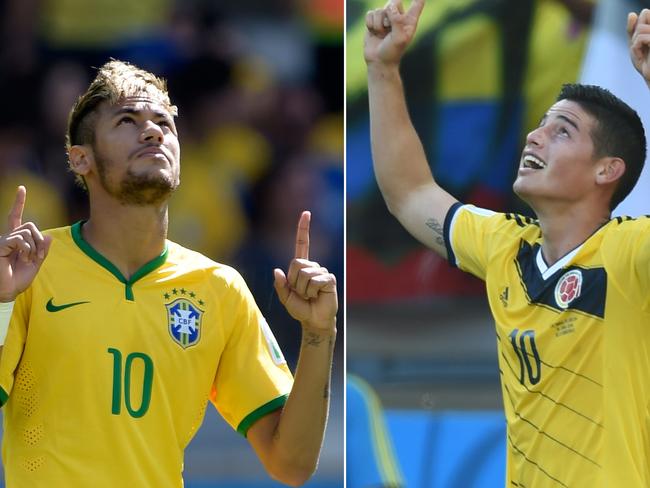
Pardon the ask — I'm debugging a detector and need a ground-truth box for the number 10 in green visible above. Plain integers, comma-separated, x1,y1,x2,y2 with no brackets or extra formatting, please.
108,348,154,418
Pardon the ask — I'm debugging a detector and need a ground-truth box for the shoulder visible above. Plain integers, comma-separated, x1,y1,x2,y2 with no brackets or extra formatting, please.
165,240,248,289
600,215,650,243
599,215,650,253
43,225,74,241
42,224,77,258
449,204,540,240
606,214,650,231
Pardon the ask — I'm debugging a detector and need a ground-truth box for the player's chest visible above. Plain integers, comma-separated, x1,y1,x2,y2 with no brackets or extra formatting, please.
27,277,224,358
488,251,605,385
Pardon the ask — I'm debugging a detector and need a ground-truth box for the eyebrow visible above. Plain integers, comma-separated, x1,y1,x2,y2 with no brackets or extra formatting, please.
112,107,172,120
557,114,579,132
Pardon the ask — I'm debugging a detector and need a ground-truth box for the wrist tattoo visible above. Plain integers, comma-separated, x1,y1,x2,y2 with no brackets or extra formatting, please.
303,331,325,347
425,218,445,246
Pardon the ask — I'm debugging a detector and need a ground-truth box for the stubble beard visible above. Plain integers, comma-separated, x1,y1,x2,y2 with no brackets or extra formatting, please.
94,147,179,206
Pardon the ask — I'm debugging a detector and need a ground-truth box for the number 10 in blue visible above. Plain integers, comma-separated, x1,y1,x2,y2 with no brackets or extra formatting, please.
509,329,542,386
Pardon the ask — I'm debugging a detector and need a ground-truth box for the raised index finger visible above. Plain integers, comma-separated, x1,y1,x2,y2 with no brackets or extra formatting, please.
294,211,311,260
7,186,26,232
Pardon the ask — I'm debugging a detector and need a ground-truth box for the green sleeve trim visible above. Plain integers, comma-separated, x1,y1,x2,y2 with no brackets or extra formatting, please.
0,386,9,407
71,221,169,301
236,394,288,438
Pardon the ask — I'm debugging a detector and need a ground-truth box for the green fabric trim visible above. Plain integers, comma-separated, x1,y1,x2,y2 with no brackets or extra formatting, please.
71,221,169,301
237,394,288,438
0,386,8,407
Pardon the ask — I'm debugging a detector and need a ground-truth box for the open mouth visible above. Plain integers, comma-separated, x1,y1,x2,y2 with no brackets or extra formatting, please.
522,154,546,170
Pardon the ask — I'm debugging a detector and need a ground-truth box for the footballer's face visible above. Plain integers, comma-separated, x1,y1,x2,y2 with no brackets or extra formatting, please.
513,100,604,210
86,97,180,206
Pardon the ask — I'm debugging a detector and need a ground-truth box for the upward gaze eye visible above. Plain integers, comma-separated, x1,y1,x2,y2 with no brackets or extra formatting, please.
118,116,135,125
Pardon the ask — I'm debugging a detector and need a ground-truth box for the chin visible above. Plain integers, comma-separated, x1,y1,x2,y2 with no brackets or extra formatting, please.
512,180,535,206
117,173,178,206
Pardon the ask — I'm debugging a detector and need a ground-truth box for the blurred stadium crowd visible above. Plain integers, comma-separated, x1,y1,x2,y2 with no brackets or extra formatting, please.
0,0,343,368
347,0,597,303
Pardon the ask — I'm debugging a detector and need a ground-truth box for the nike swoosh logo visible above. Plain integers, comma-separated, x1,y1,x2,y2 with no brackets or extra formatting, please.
46,298,90,312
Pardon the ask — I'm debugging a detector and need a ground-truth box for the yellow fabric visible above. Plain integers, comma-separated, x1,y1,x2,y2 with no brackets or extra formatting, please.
0,225,293,487
438,15,500,100
449,205,650,487
522,1,592,135
40,0,170,48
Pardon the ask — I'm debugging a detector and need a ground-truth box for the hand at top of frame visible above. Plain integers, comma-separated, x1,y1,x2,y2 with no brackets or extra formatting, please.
364,0,425,67
0,186,52,302
628,9,650,84
273,211,337,336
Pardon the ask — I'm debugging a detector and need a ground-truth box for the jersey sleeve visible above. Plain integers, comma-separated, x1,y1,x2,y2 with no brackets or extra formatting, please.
0,286,31,406
444,203,522,281
210,269,293,437
604,218,650,312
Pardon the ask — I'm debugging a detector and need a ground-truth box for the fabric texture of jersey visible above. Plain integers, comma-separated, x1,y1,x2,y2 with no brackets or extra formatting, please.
0,223,293,487
346,374,403,488
445,203,650,488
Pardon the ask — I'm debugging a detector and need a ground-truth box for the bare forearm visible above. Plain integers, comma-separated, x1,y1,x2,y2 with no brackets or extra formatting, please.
368,63,438,214
269,325,336,485
368,63,456,256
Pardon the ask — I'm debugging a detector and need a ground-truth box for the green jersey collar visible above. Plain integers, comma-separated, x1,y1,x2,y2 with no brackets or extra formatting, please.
71,221,169,301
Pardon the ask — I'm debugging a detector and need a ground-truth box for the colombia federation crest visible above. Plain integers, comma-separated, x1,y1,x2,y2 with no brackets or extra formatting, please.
166,297,204,348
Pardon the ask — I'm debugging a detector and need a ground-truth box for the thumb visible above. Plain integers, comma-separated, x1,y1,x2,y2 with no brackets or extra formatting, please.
273,268,290,305
386,2,402,25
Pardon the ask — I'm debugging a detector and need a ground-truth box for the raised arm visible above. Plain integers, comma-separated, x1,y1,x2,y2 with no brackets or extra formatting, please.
366,0,458,258
0,186,52,354
628,9,650,87
247,211,337,486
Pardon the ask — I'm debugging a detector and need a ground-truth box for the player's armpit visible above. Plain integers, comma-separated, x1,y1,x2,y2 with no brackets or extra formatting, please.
390,182,459,259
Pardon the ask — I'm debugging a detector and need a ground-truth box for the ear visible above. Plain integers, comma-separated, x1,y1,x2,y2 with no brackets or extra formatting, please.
595,157,625,186
68,145,93,177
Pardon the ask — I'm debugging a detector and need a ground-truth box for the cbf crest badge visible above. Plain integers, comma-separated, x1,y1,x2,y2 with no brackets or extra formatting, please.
164,290,205,348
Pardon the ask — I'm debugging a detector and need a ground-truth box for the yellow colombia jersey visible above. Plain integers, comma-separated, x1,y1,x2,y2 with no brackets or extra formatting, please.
445,203,650,488
0,222,294,487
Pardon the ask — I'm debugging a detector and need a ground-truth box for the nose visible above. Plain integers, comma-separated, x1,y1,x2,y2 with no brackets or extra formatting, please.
140,120,164,144
525,126,545,148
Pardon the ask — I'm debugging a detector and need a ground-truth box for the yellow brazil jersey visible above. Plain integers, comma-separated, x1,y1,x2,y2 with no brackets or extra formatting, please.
0,222,293,487
444,203,650,488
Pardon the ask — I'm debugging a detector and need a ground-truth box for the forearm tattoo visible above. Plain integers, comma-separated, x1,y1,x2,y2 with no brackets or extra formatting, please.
425,218,445,247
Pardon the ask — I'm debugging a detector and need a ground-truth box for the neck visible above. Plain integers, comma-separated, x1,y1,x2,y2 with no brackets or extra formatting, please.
82,200,169,280
534,199,610,265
